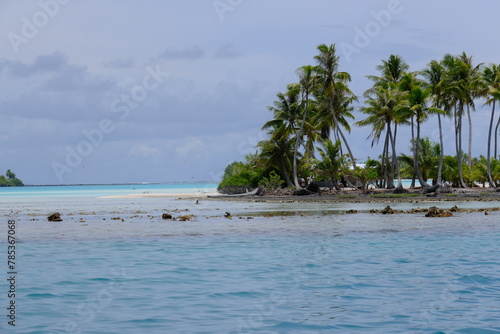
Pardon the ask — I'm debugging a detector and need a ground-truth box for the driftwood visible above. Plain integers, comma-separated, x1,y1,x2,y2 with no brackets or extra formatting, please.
208,187,262,198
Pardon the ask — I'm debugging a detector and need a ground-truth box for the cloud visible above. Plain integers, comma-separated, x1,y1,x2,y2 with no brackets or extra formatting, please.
5,52,68,78
214,43,242,59
175,137,204,159
129,144,163,160
160,45,205,60
102,58,136,69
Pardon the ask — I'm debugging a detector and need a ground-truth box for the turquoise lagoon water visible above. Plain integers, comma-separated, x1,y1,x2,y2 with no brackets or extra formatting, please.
1,184,500,333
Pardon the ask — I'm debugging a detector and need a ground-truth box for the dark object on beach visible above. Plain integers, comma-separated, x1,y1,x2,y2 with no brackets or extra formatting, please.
370,209,379,213
381,206,395,214
425,206,453,218
450,205,459,212
393,187,408,194
293,182,320,196
47,212,62,222
423,184,440,194
346,209,358,214
306,182,320,193
209,187,263,198
178,214,194,221
224,211,232,218
162,213,173,220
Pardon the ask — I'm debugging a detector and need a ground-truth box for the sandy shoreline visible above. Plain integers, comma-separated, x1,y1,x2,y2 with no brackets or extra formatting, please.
98,188,500,204
99,192,219,199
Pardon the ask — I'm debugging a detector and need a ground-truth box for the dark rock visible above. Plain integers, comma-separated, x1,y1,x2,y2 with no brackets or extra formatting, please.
293,188,312,196
162,213,173,220
346,209,358,214
425,206,453,218
381,206,395,214
423,184,440,194
47,212,62,222
393,187,408,194
306,182,320,193
178,214,195,221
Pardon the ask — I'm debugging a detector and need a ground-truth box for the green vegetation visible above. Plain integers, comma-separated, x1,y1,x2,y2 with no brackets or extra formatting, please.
0,169,24,187
219,44,500,192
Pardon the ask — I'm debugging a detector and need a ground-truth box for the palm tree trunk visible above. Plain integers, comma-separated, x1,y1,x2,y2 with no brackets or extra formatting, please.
281,159,293,187
415,116,432,189
390,123,403,188
383,127,394,189
330,98,356,170
381,132,388,189
437,113,444,185
487,100,496,187
495,114,500,160
293,93,310,188
467,105,473,169
455,106,467,188
410,116,416,189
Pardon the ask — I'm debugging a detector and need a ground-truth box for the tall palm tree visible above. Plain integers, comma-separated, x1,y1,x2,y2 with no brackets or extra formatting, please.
442,54,469,187
421,60,449,185
458,52,483,169
262,84,302,187
293,65,317,188
313,44,357,169
359,55,410,189
483,64,500,187
356,83,408,189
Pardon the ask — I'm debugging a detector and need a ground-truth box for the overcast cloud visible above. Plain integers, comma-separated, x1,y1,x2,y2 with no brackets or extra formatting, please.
1,0,499,185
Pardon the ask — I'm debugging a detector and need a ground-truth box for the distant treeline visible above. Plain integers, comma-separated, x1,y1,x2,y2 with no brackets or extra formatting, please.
0,170,23,187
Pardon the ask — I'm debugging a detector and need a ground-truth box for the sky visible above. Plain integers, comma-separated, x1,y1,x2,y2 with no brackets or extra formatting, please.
1,0,499,185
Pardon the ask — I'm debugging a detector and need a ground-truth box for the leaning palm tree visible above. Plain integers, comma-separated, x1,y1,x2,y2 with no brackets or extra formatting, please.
483,64,500,187
256,135,295,187
313,44,357,169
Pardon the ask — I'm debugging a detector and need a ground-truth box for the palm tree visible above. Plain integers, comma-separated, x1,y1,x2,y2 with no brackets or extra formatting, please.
442,54,468,187
403,74,444,191
483,64,500,187
442,53,483,187
256,136,295,187
421,60,449,185
313,44,357,169
314,139,348,190
262,84,302,187
293,65,317,188
356,83,408,188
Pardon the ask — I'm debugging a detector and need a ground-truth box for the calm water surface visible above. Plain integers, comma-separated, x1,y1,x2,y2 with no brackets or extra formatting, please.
1,185,499,333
